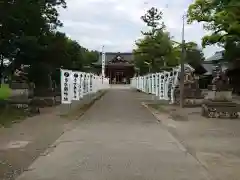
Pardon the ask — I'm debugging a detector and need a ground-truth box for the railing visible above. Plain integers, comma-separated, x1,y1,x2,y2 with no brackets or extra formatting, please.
130,68,180,104
61,69,110,104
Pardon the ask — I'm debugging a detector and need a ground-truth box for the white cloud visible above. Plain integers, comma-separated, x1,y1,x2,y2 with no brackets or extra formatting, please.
59,0,221,57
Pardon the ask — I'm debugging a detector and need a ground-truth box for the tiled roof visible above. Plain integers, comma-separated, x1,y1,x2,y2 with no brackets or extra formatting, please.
201,61,232,75
205,50,224,62
202,63,214,75
94,52,133,65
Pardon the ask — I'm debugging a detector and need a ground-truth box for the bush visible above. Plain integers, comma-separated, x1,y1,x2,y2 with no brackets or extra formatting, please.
0,84,11,100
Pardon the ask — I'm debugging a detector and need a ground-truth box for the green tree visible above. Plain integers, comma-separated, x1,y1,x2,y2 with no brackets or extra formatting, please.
185,43,205,65
141,7,165,36
0,0,66,86
188,0,240,46
172,41,205,65
134,7,173,73
224,40,240,62
187,0,240,61
27,31,98,87
0,0,66,60
0,0,99,88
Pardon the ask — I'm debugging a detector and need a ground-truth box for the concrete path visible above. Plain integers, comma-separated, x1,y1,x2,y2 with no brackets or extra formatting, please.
17,87,210,180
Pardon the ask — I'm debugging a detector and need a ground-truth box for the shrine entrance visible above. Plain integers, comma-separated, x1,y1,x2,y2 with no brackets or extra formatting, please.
113,71,124,84
106,66,134,84
91,52,135,84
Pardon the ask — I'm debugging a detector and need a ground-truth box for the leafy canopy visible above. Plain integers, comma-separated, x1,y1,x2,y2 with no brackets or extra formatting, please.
187,0,240,47
0,0,99,88
134,7,205,74
134,7,174,74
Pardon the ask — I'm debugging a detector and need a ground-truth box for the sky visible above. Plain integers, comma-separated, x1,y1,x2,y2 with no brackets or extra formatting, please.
59,0,222,58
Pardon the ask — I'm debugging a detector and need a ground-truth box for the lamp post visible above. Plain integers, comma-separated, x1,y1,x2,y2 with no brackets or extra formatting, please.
179,14,186,108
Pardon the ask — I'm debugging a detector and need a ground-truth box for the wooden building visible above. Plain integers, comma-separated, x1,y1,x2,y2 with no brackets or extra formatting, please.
92,52,135,84
199,50,240,93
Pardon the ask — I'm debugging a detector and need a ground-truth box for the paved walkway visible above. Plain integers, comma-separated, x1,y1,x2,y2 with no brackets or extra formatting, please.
17,87,210,180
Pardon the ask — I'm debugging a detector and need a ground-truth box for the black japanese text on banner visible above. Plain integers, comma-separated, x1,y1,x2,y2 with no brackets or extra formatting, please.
61,69,72,104
72,71,80,101
79,72,84,99
83,73,87,95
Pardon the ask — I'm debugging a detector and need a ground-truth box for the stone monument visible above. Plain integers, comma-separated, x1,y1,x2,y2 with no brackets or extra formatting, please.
202,64,239,118
9,64,39,114
10,64,29,89
10,64,31,100
173,65,203,106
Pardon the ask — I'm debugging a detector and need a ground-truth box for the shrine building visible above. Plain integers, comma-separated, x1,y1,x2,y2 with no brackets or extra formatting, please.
92,52,135,84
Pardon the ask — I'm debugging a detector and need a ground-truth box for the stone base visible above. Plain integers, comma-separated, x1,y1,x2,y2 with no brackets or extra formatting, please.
208,85,231,91
10,82,29,89
185,90,203,99
173,87,204,107
9,82,33,99
184,98,204,107
8,99,40,115
174,87,203,100
201,100,239,118
205,90,232,101
174,98,204,107
10,89,29,98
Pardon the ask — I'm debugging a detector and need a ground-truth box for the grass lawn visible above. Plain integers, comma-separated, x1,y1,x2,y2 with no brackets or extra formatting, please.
0,107,28,127
0,84,11,100
0,84,28,127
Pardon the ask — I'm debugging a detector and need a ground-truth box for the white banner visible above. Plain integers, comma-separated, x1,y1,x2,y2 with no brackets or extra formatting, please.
89,74,93,93
83,73,87,96
152,74,156,95
79,72,84,99
102,47,105,78
60,69,109,104
86,73,90,94
61,69,72,104
130,64,195,104
164,72,170,100
159,73,164,99
155,73,159,97
72,71,80,101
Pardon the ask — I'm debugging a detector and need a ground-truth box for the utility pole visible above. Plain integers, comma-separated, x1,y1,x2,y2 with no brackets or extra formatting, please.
179,15,186,108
